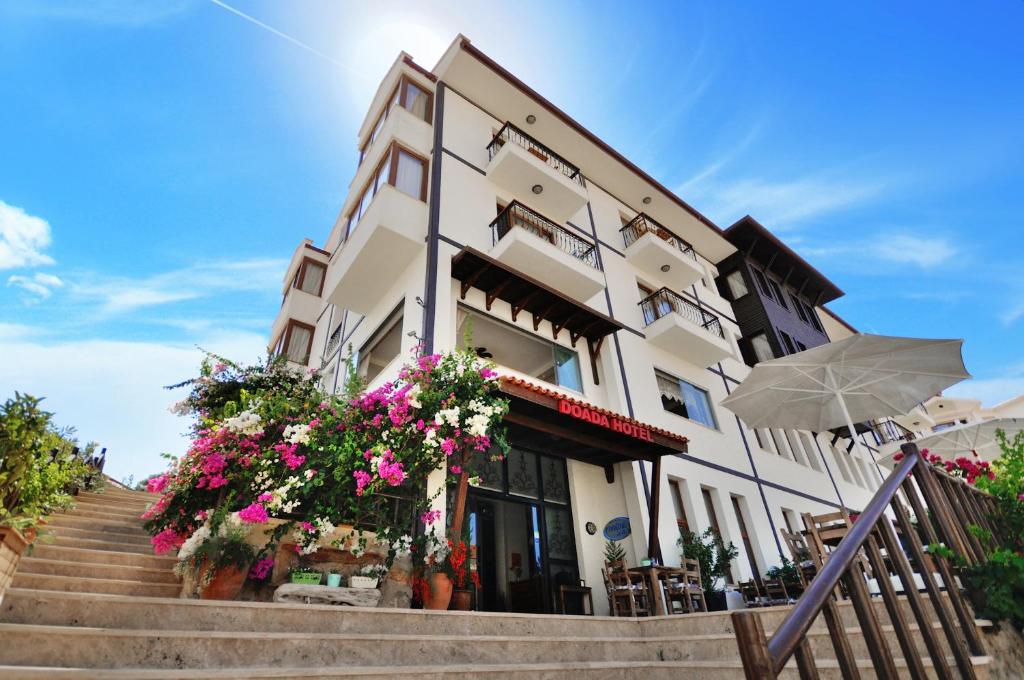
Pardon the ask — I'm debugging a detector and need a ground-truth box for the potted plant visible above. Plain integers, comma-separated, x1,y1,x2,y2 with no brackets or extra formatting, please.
678,527,738,612
326,569,342,587
445,540,478,611
289,567,323,585
765,557,803,596
604,539,626,569
176,513,257,600
350,564,384,589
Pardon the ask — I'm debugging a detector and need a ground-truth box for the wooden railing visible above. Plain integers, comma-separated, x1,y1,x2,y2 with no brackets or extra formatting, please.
732,442,1001,679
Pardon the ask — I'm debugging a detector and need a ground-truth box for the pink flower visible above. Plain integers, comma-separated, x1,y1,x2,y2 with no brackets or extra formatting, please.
151,528,183,555
450,465,462,475
249,557,274,580
441,438,457,457
420,509,441,525
257,492,273,503
1018,493,1024,502
300,521,315,532
239,502,269,524
479,367,497,379
354,470,372,496
205,474,228,489
146,474,169,494
201,453,226,475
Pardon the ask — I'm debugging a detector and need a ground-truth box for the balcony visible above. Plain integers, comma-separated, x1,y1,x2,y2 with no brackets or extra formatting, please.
271,287,321,353
621,214,704,290
639,288,733,367
485,123,588,223
489,201,605,303
324,184,428,315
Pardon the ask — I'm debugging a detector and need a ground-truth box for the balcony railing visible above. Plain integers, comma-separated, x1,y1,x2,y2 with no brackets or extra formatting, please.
490,201,600,270
639,287,724,338
620,214,697,261
487,122,585,186
324,323,343,361
870,418,917,446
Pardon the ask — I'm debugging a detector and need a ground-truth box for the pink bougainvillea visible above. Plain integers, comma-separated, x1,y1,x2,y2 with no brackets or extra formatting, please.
238,503,269,524
249,557,274,580
151,528,183,555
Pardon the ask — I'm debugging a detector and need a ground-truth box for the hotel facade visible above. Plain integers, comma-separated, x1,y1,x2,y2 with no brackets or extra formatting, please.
269,36,897,616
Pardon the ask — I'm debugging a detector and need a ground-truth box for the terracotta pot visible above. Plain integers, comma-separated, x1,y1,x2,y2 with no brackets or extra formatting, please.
425,572,453,610
21,527,37,544
451,589,472,611
0,526,30,603
199,562,249,600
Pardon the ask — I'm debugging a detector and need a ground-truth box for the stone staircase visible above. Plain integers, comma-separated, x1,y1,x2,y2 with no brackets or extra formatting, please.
0,487,995,678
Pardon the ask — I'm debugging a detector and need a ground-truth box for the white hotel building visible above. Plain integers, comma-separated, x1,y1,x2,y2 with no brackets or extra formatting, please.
269,36,896,615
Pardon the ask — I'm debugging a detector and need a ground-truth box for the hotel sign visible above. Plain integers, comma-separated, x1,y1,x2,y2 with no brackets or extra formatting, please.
558,399,654,443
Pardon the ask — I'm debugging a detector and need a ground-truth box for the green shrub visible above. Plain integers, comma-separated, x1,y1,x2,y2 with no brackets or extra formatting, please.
678,527,738,592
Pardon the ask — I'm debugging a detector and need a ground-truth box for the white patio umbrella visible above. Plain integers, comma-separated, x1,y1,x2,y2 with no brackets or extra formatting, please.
721,334,970,477
880,417,1024,467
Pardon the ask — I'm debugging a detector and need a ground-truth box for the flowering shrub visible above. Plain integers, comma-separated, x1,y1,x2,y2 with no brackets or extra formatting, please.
144,348,509,584
893,448,995,485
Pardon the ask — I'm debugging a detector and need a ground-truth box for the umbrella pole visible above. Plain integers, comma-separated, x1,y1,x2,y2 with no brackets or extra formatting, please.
837,393,886,484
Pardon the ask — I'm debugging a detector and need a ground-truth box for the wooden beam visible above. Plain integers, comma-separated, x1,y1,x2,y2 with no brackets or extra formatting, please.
459,263,490,299
485,278,513,311
552,310,583,341
647,456,663,563
587,336,605,386
510,288,543,322
503,411,655,463
532,299,560,331
570,319,600,348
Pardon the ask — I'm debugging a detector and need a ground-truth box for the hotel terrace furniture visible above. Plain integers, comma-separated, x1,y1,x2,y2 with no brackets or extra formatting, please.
659,559,707,614
556,578,594,616
779,528,817,587
604,562,650,617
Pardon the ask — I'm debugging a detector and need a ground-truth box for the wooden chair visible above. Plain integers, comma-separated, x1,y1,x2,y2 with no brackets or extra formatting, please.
557,579,594,616
738,579,763,608
802,510,861,598
676,558,708,613
779,527,817,587
762,577,791,605
605,563,650,617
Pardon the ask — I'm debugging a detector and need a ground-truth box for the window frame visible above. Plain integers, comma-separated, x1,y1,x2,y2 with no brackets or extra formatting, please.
356,301,405,382
358,74,434,164
655,369,719,430
724,269,750,301
345,142,430,241
292,257,327,297
276,318,316,365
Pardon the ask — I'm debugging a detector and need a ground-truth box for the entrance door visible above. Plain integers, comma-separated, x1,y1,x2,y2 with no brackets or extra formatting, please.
466,447,580,614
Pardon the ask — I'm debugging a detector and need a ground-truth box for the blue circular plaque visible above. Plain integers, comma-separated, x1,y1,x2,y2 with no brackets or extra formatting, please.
603,517,631,541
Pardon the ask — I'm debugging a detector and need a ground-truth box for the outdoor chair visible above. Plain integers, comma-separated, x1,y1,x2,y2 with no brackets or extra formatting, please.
762,577,792,605
779,527,818,587
604,562,650,617
556,576,594,616
676,558,708,613
738,579,764,608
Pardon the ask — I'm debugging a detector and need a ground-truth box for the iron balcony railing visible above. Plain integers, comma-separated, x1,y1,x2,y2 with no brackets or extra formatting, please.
486,122,585,186
620,213,697,261
638,287,724,338
324,323,343,361
490,201,600,270
870,418,917,446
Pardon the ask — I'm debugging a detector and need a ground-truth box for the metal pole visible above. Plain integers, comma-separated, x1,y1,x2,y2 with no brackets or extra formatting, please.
836,392,885,483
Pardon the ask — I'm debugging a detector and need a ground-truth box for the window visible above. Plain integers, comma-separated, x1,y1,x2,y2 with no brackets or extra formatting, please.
778,330,797,355
801,432,823,472
767,278,788,309
748,332,774,364
794,340,808,352
357,304,404,382
791,294,809,322
293,258,326,296
724,270,749,300
656,370,717,429
669,479,691,532
701,488,734,583
781,508,799,534
785,430,808,466
732,496,761,585
276,320,315,365
358,75,433,164
345,143,428,240
751,268,772,299
457,308,583,392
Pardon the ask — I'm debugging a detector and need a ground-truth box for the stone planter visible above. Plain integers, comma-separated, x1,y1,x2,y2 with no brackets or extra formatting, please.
425,572,453,610
349,575,378,589
0,526,29,605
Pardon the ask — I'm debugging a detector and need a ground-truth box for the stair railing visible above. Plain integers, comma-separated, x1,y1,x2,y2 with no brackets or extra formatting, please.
732,442,1000,680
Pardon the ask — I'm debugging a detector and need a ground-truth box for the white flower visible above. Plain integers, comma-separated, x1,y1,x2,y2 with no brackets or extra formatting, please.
177,525,211,561
467,413,489,438
407,384,422,409
224,410,263,436
435,407,460,427
283,423,312,445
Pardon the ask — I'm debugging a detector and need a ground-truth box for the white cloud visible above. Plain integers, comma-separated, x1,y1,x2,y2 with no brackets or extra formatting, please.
0,329,268,482
945,378,1024,409
682,175,886,229
0,323,38,340
7,272,64,302
70,257,286,314
0,200,55,270
872,234,956,268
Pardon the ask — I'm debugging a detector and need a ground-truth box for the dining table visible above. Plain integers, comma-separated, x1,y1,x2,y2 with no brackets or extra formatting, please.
626,565,676,617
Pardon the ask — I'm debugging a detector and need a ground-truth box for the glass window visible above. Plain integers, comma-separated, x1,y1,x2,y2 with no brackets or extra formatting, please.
457,308,584,392
778,330,797,355
749,332,774,364
284,322,313,364
656,370,717,429
791,294,809,322
768,278,788,308
751,268,772,299
472,448,505,492
374,154,391,195
544,506,575,560
507,448,539,499
725,270,749,300
403,80,430,120
356,184,373,222
394,150,424,199
540,456,568,505
669,479,690,531
296,260,326,296
358,306,403,382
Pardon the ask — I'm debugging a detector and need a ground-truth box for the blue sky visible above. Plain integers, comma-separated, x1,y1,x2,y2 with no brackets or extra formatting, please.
1,1,1022,481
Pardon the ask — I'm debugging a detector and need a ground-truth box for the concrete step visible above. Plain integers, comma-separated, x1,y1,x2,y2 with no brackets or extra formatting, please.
61,505,146,522
10,574,180,598
28,544,177,569
76,492,153,509
39,525,153,547
16,557,179,584
0,590,640,637
44,514,150,538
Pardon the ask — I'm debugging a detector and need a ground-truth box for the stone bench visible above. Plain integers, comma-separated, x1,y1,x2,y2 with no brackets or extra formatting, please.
273,583,381,608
